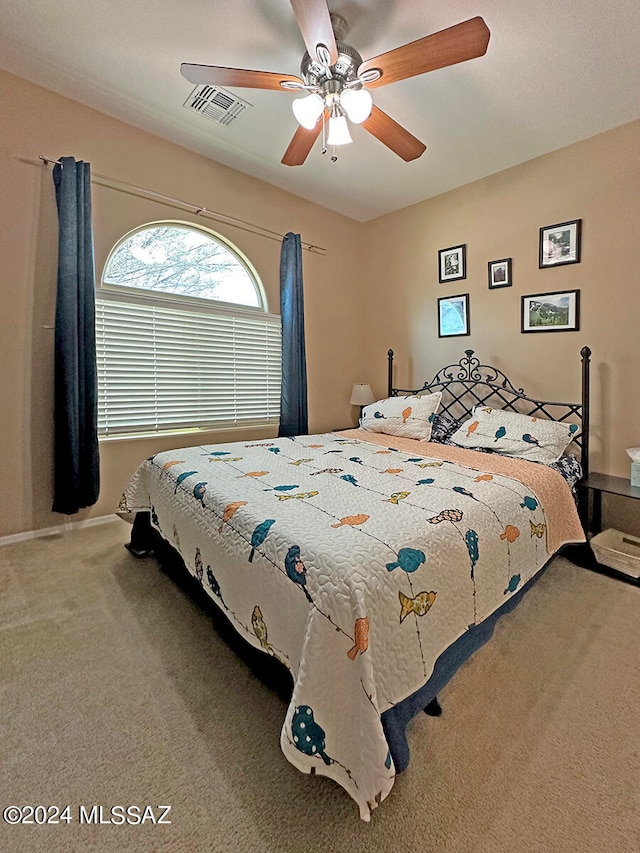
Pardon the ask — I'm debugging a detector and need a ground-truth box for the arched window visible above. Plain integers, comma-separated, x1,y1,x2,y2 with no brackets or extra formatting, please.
96,222,281,436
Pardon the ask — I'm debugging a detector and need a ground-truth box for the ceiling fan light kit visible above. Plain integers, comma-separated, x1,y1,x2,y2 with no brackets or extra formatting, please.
180,1,490,167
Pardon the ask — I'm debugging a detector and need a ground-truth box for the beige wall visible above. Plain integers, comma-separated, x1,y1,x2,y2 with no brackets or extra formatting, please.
362,119,640,534
2,67,638,539
0,70,366,537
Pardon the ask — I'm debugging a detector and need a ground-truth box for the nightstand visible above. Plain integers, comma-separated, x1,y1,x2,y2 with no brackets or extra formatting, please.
576,473,640,586
580,473,640,536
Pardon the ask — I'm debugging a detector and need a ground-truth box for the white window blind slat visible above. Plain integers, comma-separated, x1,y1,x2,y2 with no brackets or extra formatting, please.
96,296,282,436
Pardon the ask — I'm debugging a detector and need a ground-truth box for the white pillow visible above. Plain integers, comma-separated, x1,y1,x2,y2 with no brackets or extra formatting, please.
360,393,442,442
450,406,579,463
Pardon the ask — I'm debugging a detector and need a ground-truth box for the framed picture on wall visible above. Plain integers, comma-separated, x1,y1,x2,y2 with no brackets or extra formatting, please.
521,289,580,333
488,258,512,289
539,219,582,268
438,293,470,337
438,244,466,282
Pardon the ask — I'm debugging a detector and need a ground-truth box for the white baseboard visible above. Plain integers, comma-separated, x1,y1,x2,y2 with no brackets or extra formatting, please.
0,514,122,547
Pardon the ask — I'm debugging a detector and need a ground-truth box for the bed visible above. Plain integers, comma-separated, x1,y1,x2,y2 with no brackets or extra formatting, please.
119,347,591,820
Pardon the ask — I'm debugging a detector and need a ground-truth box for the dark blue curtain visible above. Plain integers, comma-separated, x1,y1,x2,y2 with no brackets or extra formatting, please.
52,157,100,514
278,232,308,437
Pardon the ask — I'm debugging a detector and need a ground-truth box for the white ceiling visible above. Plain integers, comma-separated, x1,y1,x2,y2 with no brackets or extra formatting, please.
2,0,639,221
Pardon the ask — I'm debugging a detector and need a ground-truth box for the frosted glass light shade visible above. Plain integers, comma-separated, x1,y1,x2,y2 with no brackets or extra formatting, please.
327,115,352,146
340,88,373,124
292,93,324,129
350,384,375,406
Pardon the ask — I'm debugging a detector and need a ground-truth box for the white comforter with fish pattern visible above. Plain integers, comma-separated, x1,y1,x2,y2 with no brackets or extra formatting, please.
121,429,585,820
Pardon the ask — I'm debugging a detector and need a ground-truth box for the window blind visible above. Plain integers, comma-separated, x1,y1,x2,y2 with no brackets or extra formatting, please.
96,295,281,436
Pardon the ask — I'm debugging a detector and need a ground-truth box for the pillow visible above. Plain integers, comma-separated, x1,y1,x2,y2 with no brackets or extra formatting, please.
549,454,583,497
360,393,442,442
450,406,579,464
430,410,462,444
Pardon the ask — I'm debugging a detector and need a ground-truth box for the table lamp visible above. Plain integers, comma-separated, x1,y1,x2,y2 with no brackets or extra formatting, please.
350,383,375,419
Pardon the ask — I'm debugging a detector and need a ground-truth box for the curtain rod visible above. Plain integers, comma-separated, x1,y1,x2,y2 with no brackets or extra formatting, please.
39,156,325,255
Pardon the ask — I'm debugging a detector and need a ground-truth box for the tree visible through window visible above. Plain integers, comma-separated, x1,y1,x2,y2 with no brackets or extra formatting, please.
103,224,261,306
97,222,281,437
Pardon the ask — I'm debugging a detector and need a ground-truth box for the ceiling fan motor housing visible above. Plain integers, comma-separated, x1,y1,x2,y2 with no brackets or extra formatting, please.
300,41,364,90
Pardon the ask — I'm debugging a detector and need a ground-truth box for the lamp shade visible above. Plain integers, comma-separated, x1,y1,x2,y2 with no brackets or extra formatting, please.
350,383,375,407
292,93,324,129
340,88,373,124
327,114,353,146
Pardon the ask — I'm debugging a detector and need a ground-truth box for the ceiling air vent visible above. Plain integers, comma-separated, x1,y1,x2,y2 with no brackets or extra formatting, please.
184,85,252,126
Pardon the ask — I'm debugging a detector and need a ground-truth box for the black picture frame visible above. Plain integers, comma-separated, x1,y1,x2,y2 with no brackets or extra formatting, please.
539,219,582,268
438,293,470,338
438,244,466,283
521,289,580,333
488,257,512,289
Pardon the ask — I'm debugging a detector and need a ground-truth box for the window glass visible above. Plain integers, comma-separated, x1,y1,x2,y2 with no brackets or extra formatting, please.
103,224,261,307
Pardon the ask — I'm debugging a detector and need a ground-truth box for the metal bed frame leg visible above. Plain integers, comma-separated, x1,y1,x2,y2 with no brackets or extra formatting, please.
424,697,442,716
124,511,155,558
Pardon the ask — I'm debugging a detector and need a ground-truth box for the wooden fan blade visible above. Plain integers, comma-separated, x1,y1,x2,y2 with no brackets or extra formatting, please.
281,122,324,166
181,63,302,91
290,0,338,65
361,106,426,161
358,16,490,88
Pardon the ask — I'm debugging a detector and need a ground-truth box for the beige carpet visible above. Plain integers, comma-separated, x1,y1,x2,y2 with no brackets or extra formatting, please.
1,519,639,853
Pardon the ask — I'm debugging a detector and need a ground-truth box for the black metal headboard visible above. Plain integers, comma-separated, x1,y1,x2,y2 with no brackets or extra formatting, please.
387,347,592,477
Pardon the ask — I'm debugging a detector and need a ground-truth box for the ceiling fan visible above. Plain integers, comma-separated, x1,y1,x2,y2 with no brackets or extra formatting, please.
181,0,490,167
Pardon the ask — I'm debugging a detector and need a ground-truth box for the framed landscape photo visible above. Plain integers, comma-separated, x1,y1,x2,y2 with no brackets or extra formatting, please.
539,219,581,268
488,257,512,289
438,293,470,338
521,289,580,333
438,244,466,282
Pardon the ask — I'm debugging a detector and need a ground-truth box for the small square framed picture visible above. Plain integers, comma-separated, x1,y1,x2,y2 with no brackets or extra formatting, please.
438,244,466,282
539,219,582,268
488,258,512,289
438,293,470,337
521,289,580,333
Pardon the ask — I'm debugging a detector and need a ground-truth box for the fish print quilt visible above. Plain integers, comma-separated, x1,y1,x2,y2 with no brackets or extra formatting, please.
120,428,585,820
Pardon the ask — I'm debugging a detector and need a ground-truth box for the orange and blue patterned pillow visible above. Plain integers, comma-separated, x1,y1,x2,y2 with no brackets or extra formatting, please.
450,406,579,463
360,392,442,441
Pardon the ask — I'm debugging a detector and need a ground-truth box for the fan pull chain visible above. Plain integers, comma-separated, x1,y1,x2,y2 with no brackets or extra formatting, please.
321,111,327,156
